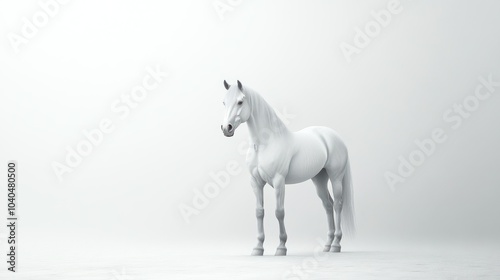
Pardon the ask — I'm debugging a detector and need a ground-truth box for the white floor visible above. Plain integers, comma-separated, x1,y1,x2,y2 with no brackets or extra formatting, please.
3,242,500,279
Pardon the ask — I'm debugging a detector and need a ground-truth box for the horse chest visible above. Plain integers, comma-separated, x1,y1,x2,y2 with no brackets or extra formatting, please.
247,144,289,183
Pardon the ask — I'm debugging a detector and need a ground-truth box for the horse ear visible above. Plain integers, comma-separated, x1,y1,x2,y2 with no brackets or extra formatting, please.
224,80,230,90
237,80,243,91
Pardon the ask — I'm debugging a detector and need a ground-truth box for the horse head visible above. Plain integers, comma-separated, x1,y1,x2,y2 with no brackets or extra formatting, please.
221,80,251,137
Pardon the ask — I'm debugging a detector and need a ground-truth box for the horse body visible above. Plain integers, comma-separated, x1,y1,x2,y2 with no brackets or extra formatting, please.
247,126,347,185
287,127,348,184
221,80,355,256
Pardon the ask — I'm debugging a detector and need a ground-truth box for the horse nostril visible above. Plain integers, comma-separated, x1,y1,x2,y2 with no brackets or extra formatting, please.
221,125,223,131
227,124,233,133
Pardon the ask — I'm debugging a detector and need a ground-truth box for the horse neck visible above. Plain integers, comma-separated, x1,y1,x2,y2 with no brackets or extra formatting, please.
245,89,290,144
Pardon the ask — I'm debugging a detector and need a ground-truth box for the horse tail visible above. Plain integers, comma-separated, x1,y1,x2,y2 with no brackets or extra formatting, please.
342,157,356,236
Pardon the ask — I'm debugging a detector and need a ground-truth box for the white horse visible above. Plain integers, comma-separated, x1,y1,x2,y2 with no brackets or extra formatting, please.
220,80,355,256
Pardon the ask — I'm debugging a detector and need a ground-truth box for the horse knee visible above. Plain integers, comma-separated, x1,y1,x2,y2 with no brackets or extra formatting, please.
256,208,264,219
275,208,285,220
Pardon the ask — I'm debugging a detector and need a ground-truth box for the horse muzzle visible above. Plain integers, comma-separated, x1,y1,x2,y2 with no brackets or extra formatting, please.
221,124,235,137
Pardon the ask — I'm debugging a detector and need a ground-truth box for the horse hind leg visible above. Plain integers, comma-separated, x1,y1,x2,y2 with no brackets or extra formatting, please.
312,169,335,252
325,169,344,253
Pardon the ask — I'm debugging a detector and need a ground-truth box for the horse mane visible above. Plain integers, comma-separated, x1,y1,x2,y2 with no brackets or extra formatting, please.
243,87,290,137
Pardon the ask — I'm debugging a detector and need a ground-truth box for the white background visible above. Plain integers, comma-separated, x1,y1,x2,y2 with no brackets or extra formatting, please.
0,0,499,279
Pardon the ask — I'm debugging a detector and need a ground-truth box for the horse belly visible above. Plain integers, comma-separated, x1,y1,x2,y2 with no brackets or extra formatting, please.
285,139,327,184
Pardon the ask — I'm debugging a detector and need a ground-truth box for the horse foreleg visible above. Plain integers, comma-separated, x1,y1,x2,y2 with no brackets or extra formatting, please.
251,178,265,256
273,175,287,256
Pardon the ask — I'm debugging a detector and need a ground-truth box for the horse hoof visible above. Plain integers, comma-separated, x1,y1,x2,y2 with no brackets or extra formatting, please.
251,248,264,256
330,245,341,253
275,248,287,256
323,245,331,252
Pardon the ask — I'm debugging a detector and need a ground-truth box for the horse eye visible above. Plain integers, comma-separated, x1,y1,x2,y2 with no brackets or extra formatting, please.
222,101,225,106
237,100,243,105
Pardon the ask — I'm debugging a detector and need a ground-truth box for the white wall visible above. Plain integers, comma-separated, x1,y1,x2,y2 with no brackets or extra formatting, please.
0,0,499,256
